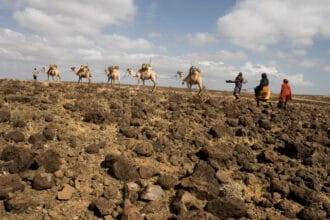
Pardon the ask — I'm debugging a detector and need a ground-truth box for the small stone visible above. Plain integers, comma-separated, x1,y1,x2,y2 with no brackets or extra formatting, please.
36,150,61,173
138,165,158,179
140,185,164,201
134,142,153,157
206,197,248,219
169,155,179,166
121,199,144,220
4,131,25,143
43,127,56,140
258,119,272,130
32,173,54,190
28,133,46,144
89,197,115,217
4,194,36,213
208,126,222,138
215,170,231,184
44,114,54,122
57,184,75,200
85,143,100,154
54,170,64,178
0,110,10,123
102,155,139,181
0,174,25,199
270,179,290,196
157,174,178,189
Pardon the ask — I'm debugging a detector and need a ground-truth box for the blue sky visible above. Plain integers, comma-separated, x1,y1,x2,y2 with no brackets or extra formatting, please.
0,0,329,94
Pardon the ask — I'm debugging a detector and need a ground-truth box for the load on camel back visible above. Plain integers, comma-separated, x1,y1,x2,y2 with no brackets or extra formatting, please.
141,63,152,71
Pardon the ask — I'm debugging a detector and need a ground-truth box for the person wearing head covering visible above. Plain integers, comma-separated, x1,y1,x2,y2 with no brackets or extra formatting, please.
255,73,269,98
278,79,292,109
32,68,39,81
226,72,246,99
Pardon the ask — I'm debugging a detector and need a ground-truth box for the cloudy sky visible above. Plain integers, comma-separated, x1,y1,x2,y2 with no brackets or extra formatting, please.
0,0,329,94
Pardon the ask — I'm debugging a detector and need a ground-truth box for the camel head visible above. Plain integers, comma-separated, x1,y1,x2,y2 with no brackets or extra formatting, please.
70,66,76,72
177,71,184,78
126,68,133,75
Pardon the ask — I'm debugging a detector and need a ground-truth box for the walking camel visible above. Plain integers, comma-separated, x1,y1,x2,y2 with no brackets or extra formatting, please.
126,64,157,92
71,65,92,83
180,66,204,95
105,65,120,85
43,64,61,81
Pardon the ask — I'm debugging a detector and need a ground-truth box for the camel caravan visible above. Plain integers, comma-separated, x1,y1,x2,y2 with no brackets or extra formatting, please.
33,63,205,94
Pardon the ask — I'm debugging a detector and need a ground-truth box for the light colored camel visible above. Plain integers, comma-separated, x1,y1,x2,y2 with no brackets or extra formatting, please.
105,65,120,85
43,64,61,81
126,64,156,92
71,65,92,83
182,66,204,94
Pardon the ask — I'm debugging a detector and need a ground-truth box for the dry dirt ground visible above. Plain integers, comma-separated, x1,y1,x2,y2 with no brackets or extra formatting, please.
0,79,329,220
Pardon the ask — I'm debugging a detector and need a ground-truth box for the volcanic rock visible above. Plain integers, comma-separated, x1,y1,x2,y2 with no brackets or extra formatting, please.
0,174,25,199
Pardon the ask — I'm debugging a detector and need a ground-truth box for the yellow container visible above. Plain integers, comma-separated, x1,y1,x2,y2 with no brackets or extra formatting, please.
260,86,271,100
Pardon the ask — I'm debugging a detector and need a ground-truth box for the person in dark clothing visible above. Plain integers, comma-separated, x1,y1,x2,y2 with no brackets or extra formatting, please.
255,73,269,98
32,68,39,81
226,72,245,99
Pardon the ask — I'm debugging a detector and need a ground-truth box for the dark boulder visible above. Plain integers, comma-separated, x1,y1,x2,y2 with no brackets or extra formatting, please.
0,174,25,199
0,110,10,123
35,150,61,173
32,173,54,190
205,197,248,219
1,146,33,173
180,162,220,200
4,131,25,143
102,155,139,181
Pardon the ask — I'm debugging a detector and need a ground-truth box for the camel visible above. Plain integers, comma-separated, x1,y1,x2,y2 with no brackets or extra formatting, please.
71,65,92,83
43,64,61,81
126,64,157,92
105,65,120,85
181,66,204,95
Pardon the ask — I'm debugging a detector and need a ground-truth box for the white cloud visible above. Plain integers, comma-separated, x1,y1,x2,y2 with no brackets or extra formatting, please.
323,65,330,73
217,0,330,51
181,50,247,63
300,60,317,68
242,62,312,86
185,32,217,46
10,0,136,36
148,32,161,38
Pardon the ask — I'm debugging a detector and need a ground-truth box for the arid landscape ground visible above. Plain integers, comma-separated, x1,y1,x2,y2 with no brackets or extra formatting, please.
0,79,329,220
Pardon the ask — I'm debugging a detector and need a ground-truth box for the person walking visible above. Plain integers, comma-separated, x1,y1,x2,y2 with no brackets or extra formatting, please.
32,68,39,81
278,79,292,109
226,72,246,99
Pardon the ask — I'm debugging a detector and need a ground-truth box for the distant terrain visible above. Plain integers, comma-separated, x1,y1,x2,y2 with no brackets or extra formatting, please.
0,79,329,220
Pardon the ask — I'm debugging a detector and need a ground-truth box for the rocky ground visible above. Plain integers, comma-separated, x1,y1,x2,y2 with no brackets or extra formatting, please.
0,79,329,220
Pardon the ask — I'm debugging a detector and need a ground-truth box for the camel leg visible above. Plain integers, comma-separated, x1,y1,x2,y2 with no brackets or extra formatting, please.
137,78,141,89
151,79,156,92
107,77,110,83
88,78,91,84
197,83,202,96
142,80,145,86
47,75,50,81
